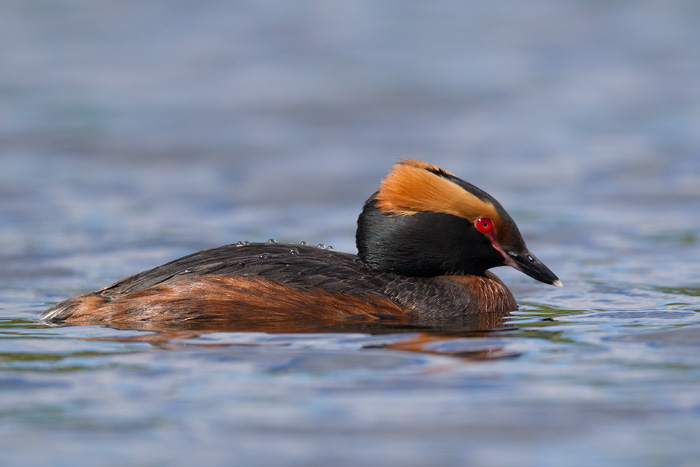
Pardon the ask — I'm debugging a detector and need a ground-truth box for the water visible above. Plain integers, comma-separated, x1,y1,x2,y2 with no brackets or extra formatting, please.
2,1,700,465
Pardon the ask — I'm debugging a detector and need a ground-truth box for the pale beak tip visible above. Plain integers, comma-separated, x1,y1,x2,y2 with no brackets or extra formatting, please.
552,279,564,288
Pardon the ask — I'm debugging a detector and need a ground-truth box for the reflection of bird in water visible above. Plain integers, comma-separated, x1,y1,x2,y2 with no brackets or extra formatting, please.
42,159,560,330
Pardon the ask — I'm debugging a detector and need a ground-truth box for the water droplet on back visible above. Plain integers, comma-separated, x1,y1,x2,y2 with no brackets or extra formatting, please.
326,245,334,251
289,248,299,255
300,241,308,246
267,239,276,244
317,244,325,249
259,253,272,260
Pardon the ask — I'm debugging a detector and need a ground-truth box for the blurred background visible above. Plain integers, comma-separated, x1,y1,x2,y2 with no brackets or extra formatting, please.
2,1,697,264
1,1,699,466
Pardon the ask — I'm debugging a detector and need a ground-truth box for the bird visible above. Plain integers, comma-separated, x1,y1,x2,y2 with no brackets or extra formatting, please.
41,159,561,329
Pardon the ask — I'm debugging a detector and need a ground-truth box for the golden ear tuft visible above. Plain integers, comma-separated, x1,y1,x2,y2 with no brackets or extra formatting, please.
375,159,500,222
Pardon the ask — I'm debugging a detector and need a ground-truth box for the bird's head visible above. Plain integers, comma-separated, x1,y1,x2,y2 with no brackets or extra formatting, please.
356,159,561,287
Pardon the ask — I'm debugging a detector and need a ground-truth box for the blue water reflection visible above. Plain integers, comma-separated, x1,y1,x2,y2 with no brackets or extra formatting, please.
1,1,699,466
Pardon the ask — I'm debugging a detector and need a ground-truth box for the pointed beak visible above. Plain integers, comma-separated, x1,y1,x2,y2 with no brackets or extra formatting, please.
504,249,562,287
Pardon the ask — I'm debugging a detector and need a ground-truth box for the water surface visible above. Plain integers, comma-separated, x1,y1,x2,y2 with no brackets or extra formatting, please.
1,1,699,466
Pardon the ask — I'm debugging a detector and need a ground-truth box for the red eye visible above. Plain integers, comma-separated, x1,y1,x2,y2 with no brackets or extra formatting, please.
475,217,493,234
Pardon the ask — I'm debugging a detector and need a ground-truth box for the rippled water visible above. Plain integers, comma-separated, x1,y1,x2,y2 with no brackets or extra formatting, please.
2,1,700,466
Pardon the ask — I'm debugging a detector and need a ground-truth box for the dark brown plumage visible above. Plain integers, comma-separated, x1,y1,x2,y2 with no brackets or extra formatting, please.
42,159,560,329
